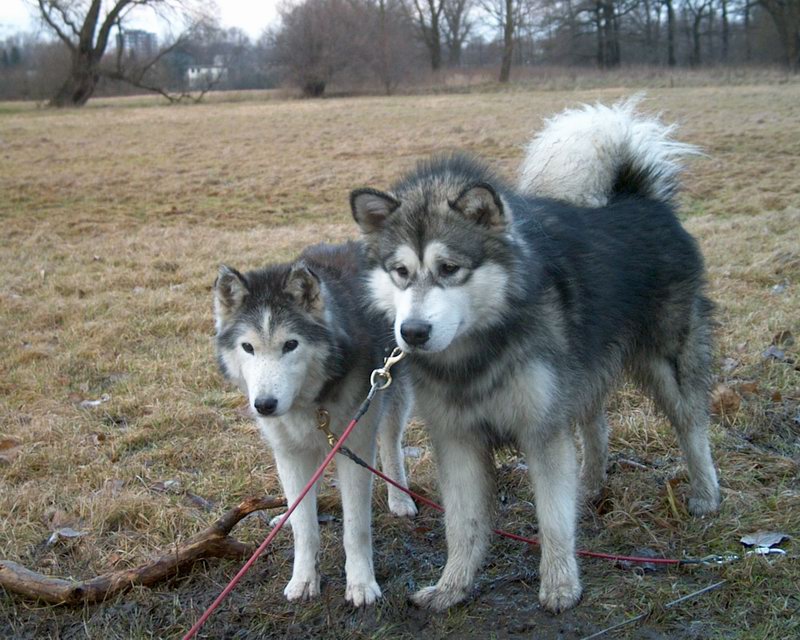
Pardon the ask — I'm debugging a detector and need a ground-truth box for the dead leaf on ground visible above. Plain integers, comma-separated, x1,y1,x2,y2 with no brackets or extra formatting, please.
740,531,791,548
771,390,783,402
0,436,22,464
711,384,742,415
762,345,792,362
47,527,88,546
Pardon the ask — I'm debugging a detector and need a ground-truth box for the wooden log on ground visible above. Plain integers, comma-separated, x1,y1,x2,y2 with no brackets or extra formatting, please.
0,495,286,605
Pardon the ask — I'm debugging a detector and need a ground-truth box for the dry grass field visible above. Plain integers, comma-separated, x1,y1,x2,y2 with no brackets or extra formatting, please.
1,81,799,639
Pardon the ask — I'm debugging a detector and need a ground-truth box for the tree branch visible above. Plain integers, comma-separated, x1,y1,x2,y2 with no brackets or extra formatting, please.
37,0,78,51
0,495,286,605
96,0,138,60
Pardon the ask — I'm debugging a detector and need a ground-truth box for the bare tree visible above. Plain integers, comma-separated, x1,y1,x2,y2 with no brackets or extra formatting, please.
272,0,367,96
663,0,677,65
31,1,209,107
442,0,474,65
405,0,446,70
758,0,800,69
682,0,713,65
480,0,527,82
361,0,418,93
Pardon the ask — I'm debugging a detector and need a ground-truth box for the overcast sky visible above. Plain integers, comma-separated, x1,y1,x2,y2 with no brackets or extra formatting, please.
0,1,281,40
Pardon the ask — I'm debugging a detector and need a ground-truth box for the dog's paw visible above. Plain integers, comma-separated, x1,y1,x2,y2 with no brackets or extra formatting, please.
269,512,291,529
284,575,320,602
410,585,468,611
579,470,606,504
345,580,382,607
389,492,418,518
688,492,720,516
539,578,582,613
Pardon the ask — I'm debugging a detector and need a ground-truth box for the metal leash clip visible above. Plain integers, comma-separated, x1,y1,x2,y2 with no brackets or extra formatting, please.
695,553,741,566
369,347,406,390
316,408,337,448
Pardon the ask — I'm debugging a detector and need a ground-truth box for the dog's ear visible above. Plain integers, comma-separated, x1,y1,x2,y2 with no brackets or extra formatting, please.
351,188,400,234
450,183,506,230
214,265,248,329
285,262,324,314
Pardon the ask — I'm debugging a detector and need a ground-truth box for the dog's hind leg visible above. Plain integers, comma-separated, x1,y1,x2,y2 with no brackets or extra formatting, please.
377,390,418,518
524,427,583,612
635,308,720,515
577,408,609,502
411,432,495,611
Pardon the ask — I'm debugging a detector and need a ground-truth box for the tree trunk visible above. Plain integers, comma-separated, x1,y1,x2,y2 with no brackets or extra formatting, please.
596,2,605,67
744,1,751,62
609,3,621,66
430,36,442,70
49,53,99,107
499,0,514,82
691,12,703,66
666,0,676,66
448,44,462,66
428,3,443,71
760,0,800,71
721,0,729,62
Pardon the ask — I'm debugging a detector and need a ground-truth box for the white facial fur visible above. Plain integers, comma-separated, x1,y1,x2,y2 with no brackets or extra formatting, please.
368,242,510,352
219,309,316,417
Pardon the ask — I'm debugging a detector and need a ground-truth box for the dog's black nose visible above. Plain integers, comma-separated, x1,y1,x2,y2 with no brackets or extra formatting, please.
400,320,432,347
254,396,278,416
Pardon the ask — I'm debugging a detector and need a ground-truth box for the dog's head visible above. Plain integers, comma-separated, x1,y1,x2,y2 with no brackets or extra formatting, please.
351,171,514,354
213,262,329,417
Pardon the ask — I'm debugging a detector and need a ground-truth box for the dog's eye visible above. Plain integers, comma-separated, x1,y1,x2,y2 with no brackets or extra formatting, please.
283,340,299,354
439,263,460,276
241,342,254,355
394,266,409,278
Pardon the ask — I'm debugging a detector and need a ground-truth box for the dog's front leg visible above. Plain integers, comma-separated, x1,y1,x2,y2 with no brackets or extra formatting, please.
411,432,494,611
273,447,324,602
336,441,381,606
524,428,582,612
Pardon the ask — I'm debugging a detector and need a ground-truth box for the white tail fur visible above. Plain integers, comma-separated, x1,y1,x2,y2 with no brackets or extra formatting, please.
518,96,700,207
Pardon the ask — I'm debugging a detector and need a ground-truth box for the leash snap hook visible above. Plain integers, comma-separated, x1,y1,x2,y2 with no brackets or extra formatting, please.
316,408,336,448
369,347,406,391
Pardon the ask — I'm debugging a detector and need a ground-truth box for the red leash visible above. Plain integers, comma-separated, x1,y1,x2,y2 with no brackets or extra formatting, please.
185,348,717,637
333,443,685,565
182,351,404,640
182,413,363,640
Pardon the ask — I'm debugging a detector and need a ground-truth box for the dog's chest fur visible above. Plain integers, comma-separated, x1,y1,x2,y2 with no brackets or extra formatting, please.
412,355,558,445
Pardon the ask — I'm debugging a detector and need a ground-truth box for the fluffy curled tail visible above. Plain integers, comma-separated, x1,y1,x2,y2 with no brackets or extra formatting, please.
517,96,700,207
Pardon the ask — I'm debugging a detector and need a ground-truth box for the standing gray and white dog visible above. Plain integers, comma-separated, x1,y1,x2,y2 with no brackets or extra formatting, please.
214,242,417,607
349,100,720,613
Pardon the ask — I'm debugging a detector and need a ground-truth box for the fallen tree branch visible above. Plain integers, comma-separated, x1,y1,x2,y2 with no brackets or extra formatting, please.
0,495,286,605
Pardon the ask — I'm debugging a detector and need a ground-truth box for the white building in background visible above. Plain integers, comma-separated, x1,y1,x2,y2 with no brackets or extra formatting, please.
186,55,227,89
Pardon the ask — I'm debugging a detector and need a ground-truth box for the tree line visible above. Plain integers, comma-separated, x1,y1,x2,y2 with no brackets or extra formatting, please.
0,0,796,105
